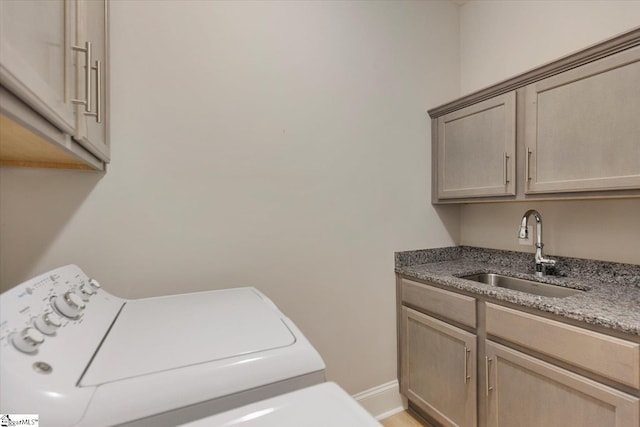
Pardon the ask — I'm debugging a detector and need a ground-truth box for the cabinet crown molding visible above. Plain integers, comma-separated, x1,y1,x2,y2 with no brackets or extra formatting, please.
428,27,640,119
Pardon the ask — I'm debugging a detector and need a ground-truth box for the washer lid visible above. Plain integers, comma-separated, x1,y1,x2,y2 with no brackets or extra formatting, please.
81,288,295,386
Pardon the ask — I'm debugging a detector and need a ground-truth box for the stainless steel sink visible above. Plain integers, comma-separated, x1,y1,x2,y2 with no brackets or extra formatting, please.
461,273,584,298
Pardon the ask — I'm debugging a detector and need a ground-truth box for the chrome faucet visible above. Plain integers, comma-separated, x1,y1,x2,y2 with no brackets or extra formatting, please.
519,210,556,277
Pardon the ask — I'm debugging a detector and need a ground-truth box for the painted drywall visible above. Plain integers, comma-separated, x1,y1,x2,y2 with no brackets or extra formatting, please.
458,1,640,265
460,200,640,265
459,0,640,95
0,0,460,396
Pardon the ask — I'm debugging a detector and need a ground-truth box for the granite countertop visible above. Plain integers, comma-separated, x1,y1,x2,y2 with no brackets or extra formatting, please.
395,246,640,337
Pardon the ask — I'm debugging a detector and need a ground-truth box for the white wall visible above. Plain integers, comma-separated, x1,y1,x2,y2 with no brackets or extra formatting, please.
0,0,460,395
460,199,640,265
458,1,640,265
460,0,640,95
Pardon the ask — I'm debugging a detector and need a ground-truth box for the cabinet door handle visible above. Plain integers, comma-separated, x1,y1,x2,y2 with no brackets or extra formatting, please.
71,41,92,113
525,147,532,182
95,60,102,123
464,346,471,384
86,60,102,124
503,153,510,185
485,356,494,395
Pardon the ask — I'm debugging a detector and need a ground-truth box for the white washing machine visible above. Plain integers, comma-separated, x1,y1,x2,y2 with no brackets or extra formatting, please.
181,382,383,427
0,265,325,426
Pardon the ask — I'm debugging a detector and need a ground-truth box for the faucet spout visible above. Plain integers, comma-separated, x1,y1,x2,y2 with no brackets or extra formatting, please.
519,209,556,277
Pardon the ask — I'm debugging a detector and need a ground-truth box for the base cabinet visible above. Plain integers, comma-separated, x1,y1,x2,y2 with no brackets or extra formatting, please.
486,341,639,427
397,277,640,427
401,307,477,427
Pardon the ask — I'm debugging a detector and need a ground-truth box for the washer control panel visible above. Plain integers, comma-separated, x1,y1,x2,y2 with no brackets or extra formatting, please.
0,265,125,426
1,267,96,353
0,265,122,355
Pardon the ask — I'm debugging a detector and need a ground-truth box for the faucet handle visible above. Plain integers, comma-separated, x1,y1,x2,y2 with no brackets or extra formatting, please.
539,257,556,266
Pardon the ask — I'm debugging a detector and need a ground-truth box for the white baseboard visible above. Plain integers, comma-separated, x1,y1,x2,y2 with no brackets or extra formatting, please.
352,379,405,420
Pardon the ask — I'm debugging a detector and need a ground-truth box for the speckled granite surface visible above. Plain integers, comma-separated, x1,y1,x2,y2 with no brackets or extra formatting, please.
395,246,640,336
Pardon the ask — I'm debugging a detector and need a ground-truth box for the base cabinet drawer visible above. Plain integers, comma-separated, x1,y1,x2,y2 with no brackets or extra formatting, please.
402,279,476,328
486,341,639,427
486,303,640,388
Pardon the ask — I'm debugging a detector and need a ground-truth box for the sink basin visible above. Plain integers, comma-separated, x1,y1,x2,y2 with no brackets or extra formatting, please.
461,273,584,298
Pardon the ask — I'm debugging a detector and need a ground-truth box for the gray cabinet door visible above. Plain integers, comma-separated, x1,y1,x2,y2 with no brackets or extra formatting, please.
486,341,639,427
0,0,75,134
401,307,477,427
524,46,640,194
73,0,109,162
435,92,516,200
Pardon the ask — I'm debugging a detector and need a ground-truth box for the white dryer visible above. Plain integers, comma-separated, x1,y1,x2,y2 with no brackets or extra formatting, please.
0,265,325,426
181,382,383,427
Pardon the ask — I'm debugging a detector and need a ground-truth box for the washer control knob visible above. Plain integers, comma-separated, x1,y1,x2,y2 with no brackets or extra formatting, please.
78,284,95,301
53,291,86,318
34,311,63,335
12,327,45,353
88,279,101,290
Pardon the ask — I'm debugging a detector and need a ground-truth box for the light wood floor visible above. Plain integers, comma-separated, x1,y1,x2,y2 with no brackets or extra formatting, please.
380,410,432,427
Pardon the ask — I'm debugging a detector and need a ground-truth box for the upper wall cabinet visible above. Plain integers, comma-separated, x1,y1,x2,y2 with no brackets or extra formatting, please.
0,0,109,170
436,92,516,200
524,46,640,194
0,0,75,133
73,0,109,162
429,28,640,204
